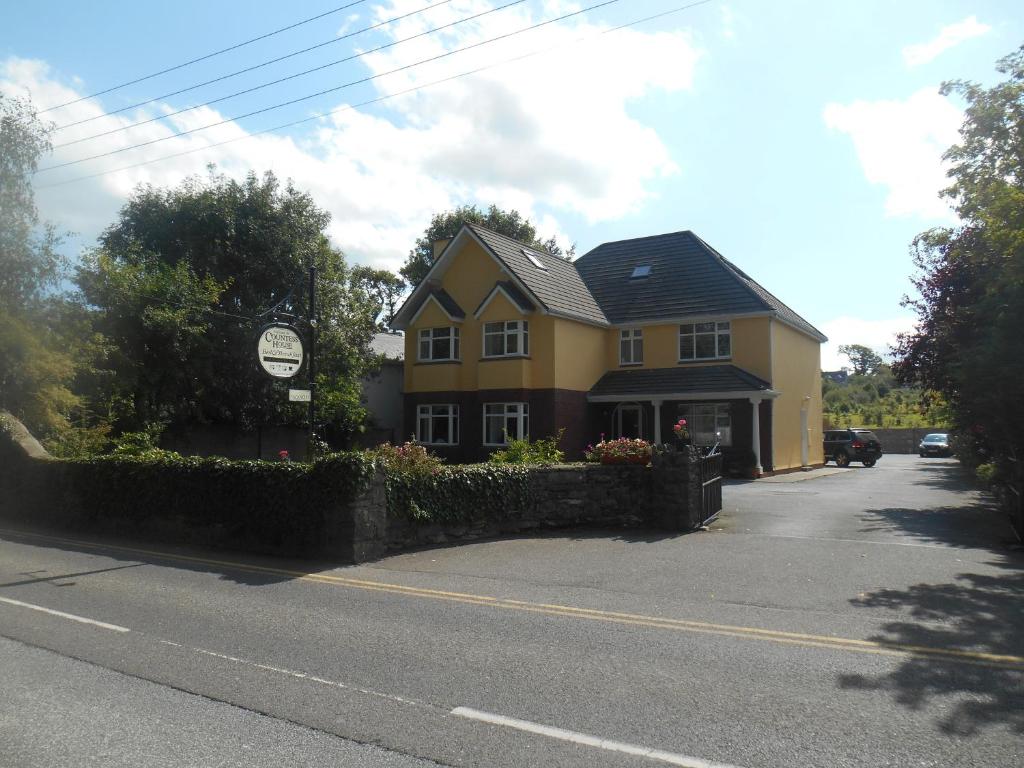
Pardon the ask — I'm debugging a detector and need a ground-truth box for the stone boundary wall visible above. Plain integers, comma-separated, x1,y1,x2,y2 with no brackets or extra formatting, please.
1,413,711,563
870,427,948,454
353,451,705,561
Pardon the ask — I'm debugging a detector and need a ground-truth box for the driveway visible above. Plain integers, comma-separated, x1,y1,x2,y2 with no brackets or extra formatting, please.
0,454,1020,767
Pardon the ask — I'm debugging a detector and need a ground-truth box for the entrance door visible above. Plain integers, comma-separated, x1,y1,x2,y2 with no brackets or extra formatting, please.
615,404,644,439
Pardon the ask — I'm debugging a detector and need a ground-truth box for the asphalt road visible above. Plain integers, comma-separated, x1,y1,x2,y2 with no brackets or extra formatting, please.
0,454,1020,768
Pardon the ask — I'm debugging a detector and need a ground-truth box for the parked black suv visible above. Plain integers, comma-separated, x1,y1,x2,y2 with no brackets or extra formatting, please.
823,429,883,467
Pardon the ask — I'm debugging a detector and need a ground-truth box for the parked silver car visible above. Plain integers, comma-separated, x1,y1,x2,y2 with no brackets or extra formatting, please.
919,433,952,458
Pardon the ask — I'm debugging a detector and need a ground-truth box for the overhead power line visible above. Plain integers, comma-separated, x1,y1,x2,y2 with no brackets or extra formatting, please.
37,0,621,173
52,0,457,133
54,0,525,150
36,0,714,190
39,0,369,113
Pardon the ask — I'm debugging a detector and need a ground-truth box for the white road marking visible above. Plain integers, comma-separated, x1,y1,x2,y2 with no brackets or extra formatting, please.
0,595,130,632
182,644,426,708
451,706,745,768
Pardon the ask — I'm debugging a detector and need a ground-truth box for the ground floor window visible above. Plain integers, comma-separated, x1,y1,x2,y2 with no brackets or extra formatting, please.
416,404,459,445
677,403,732,446
483,402,529,445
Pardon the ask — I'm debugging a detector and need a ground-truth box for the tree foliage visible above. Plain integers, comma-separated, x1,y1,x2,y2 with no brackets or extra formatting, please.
350,265,405,328
77,168,379,442
401,204,574,286
893,46,1024,467
837,344,884,376
0,94,64,311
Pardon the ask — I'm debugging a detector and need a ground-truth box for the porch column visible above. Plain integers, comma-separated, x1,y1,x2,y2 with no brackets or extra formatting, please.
652,400,662,444
750,397,763,476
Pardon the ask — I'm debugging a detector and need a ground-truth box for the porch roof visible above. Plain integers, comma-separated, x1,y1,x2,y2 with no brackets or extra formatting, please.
588,365,775,402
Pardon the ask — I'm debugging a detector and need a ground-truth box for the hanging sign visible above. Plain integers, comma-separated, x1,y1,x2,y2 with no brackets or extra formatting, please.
257,324,304,378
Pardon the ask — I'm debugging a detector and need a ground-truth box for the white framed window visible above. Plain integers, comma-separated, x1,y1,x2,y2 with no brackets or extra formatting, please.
679,321,731,361
483,320,529,358
620,328,643,365
417,326,460,361
483,403,529,445
416,404,459,445
678,403,732,446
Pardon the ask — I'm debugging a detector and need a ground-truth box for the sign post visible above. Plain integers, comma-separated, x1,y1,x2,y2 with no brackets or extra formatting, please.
307,265,317,461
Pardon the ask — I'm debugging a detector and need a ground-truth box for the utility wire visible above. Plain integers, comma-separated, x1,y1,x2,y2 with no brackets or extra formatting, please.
54,0,525,149
36,0,620,173
52,0,456,133
36,0,713,189
39,0,369,113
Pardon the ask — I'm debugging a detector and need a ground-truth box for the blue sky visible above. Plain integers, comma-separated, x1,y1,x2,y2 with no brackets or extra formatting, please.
2,0,1019,368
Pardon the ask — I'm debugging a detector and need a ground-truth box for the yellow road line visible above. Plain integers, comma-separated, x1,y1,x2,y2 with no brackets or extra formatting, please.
2,527,1022,671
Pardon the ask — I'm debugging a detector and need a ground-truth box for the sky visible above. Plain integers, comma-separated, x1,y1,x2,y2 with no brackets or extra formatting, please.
2,0,1019,370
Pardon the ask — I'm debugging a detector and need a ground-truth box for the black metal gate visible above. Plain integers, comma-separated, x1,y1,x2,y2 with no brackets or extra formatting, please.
698,451,723,526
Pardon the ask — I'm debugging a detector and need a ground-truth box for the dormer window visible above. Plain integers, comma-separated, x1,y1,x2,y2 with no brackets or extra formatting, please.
522,249,548,270
630,265,651,279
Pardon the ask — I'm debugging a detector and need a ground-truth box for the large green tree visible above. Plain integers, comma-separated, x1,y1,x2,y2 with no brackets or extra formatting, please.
78,169,379,442
401,204,574,286
893,46,1024,469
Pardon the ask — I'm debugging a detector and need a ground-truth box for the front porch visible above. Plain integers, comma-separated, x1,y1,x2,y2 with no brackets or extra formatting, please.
587,365,777,476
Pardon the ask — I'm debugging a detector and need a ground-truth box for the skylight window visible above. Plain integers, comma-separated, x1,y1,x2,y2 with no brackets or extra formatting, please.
630,265,652,279
522,249,548,270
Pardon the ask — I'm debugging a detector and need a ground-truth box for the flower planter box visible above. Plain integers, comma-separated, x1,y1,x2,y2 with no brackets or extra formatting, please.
599,454,651,466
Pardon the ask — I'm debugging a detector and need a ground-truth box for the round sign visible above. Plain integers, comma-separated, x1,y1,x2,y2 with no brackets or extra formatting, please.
257,324,304,378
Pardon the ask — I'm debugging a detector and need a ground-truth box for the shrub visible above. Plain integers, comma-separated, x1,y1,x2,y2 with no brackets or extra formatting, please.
383,464,530,524
584,437,652,466
975,462,998,485
368,441,443,474
489,431,564,466
110,423,167,456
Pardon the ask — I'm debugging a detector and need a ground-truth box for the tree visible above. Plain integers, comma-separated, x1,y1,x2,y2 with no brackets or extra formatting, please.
401,204,574,286
893,46,1024,470
350,265,405,328
837,344,884,376
0,94,64,311
78,168,378,442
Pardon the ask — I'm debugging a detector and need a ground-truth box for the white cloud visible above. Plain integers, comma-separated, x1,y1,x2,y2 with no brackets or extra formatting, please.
819,315,917,371
902,16,990,67
3,1,701,272
823,87,962,219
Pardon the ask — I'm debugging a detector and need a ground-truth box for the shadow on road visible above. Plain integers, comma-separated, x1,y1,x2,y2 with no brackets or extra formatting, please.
0,526,347,587
841,460,1024,736
838,557,1024,736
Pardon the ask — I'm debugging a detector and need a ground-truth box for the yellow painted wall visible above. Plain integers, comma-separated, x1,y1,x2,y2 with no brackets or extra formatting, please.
770,319,824,470
553,318,607,391
603,317,772,382
405,238,562,393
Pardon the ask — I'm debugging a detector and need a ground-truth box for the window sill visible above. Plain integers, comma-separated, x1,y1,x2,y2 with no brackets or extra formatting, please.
414,360,462,366
677,357,732,364
479,355,531,362
619,362,643,367
416,441,459,447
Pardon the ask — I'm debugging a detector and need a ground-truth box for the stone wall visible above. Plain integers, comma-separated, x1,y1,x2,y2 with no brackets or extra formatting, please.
353,449,708,561
870,427,948,454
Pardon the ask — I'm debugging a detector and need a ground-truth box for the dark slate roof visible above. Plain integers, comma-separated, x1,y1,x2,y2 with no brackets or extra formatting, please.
370,332,405,361
589,365,772,398
474,280,535,316
575,231,826,340
467,224,607,325
429,288,465,319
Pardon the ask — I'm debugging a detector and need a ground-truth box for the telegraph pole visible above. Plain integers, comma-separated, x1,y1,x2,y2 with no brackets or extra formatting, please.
307,263,317,461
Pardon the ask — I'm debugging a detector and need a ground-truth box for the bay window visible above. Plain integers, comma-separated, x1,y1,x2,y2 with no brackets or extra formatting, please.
416,404,459,445
483,320,529,357
483,403,529,445
677,403,732,446
418,326,460,361
679,321,731,361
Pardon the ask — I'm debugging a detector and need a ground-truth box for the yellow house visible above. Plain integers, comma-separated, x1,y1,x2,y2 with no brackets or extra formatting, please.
391,224,826,474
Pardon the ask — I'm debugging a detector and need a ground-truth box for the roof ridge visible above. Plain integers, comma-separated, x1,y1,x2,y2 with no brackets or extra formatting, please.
464,222,554,257
576,229,696,262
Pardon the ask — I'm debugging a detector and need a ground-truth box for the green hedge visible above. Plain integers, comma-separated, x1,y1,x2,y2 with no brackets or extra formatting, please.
383,464,531,525
0,419,373,556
